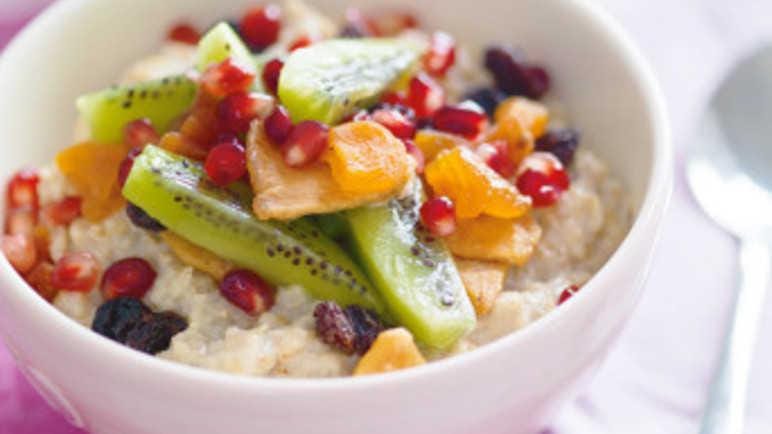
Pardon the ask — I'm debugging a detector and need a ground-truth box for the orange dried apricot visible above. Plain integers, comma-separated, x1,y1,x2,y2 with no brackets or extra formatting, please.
159,132,209,161
413,129,469,162
494,96,549,139
445,215,541,266
455,258,509,316
354,328,426,376
160,232,233,280
324,121,411,195
55,141,130,221
424,147,531,219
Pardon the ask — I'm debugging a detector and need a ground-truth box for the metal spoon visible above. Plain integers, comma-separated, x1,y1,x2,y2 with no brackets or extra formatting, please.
687,46,772,434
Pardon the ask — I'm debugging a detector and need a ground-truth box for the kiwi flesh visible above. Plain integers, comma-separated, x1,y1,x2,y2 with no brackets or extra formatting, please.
340,182,476,350
76,75,197,144
195,22,255,72
122,145,386,315
278,38,422,125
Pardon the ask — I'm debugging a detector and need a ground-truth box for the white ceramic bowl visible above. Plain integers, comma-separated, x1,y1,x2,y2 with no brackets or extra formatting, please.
0,0,671,433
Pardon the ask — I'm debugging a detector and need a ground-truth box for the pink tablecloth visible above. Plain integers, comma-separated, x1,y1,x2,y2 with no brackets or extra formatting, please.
2,1,772,433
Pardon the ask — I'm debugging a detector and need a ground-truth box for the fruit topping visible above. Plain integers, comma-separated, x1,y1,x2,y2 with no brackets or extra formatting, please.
261,58,284,96
167,22,201,45
515,152,570,208
4,208,37,236
217,92,275,135
219,269,276,315
160,232,233,281
494,96,549,139
484,45,551,99
455,258,508,316
314,301,384,355
204,141,248,186
412,129,469,162
51,252,100,292
558,284,580,305
432,102,488,140
354,328,426,375
25,261,57,301
403,140,425,174
462,87,507,117
240,4,282,51
424,147,531,219
423,32,456,77
368,10,418,36
92,297,152,343
2,234,37,274
201,58,256,98
535,128,581,167
125,311,188,355
264,105,293,145
41,196,82,226
340,8,376,38
281,120,329,168
123,118,160,149
419,196,457,237
101,257,157,300
289,35,314,51
406,73,445,119
371,106,416,139
126,203,166,232
195,22,255,72
444,215,541,265
476,140,515,178
117,148,143,189
325,121,411,195
6,169,39,210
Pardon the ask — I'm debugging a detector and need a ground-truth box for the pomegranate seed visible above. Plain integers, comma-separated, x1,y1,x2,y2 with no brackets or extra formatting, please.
371,107,416,139
101,257,157,300
167,22,200,45
350,110,371,122
340,8,376,38
26,261,57,301
6,169,39,210
42,196,82,226
403,140,425,174
516,152,570,207
117,148,142,188
204,141,247,186
51,252,100,292
420,196,457,237
370,10,418,36
289,35,313,51
484,45,551,99
381,91,408,106
240,4,282,50
558,285,580,305
217,92,274,135
535,128,581,166
407,73,445,119
432,102,488,139
264,105,293,145
219,269,276,315
424,32,456,77
477,141,515,178
280,121,329,168
261,58,284,96
2,234,38,274
5,207,37,235
123,118,160,149
201,58,256,98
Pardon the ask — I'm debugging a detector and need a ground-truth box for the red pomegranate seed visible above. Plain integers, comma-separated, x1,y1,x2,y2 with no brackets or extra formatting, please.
167,22,200,45
204,141,247,186
407,73,445,118
280,121,329,168
6,169,39,210
101,257,157,300
477,141,515,178
424,32,456,77
5,207,37,235
371,107,416,139
220,269,276,315
217,92,274,135
2,234,38,274
124,118,160,149
240,4,282,50
261,58,284,96
51,252,100,292
42,196,82,226
370,10,418,36
25,261,57,301
381,91,407,106
201,58,256,98
350,110,371,122
420,196,457,237
558,284,580,305
432,102,488,139
117,147,142,188
516,152,570,207
264,105,293,145
403,140,425,174
289,35,313,51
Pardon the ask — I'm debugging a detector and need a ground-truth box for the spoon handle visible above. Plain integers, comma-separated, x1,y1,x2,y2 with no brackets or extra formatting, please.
699,237,771,434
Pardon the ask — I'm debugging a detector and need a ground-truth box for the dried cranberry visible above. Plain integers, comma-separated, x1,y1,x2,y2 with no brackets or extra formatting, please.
463,87,507,117
125,203,165,232
432,102,488,139
217,92,274,135
558,285,580,305
125,311,188,355
101,257,157,300
280,121,329,168
42,196,82,226
423,32,456,77
264,105,293,145
204,141,247,186
51,252,100,292
420,196,457,237
477,141,515,178
516,152,570,208
92,297,152,343
167,22,200,45
219,269,276,315
371,107,416,139
407,73,445,119
6,169,39,210
535,128,581,167
117,148,143,188
484,45,551,99
2,233,37,274
261,58,284,96
240,4,282,51
343,305,384,354
201,58,256,98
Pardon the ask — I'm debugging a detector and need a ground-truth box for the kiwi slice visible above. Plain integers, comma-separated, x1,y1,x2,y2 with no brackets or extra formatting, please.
195,22,255,72
278,38,422,125
122,145,386,315
341,182,476,350
76,75,197,144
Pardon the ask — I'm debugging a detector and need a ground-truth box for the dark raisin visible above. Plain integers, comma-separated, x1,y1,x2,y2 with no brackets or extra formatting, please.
463,87,507,117
535,128,581,166
125,311,188,355
484,45,551,99
339,25,366,38
344,305,384,354
92,297,152,343
314,301,356,354
126,203,166,232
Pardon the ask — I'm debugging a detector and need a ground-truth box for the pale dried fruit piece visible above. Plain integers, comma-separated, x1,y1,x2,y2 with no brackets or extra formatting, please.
246,120,412,220
325,121,410,195
494,96,549,139
424,147,530,219
160,232,234,281
445,215,541,266
354,328,426,376
455,258,509,316
413,129,468,162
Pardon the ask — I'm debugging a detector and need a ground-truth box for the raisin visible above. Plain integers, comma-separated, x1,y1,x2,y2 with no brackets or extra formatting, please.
484,45,551,99
463,87,507,117
535,128,581,166
314,301,356,354
92,297,152,342
126,203,166,232
125,311,188,355
344,305,384,354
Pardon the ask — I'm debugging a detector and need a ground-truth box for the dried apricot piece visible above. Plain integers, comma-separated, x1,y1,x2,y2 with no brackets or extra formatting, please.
445,215,541,266
424,147,530,219
494,96,549,139
354,328,426,376
455,258,509,316
160,232,233,281
324,121,411,195
55,141,131,221
413,129,469,162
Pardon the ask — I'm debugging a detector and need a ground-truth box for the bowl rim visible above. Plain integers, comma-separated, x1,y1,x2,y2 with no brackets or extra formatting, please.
0,0,672,391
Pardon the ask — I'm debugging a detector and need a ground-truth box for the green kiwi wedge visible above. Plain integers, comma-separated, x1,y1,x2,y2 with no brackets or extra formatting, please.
122,145,386,315
76,75,197,144
195,22,255,72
